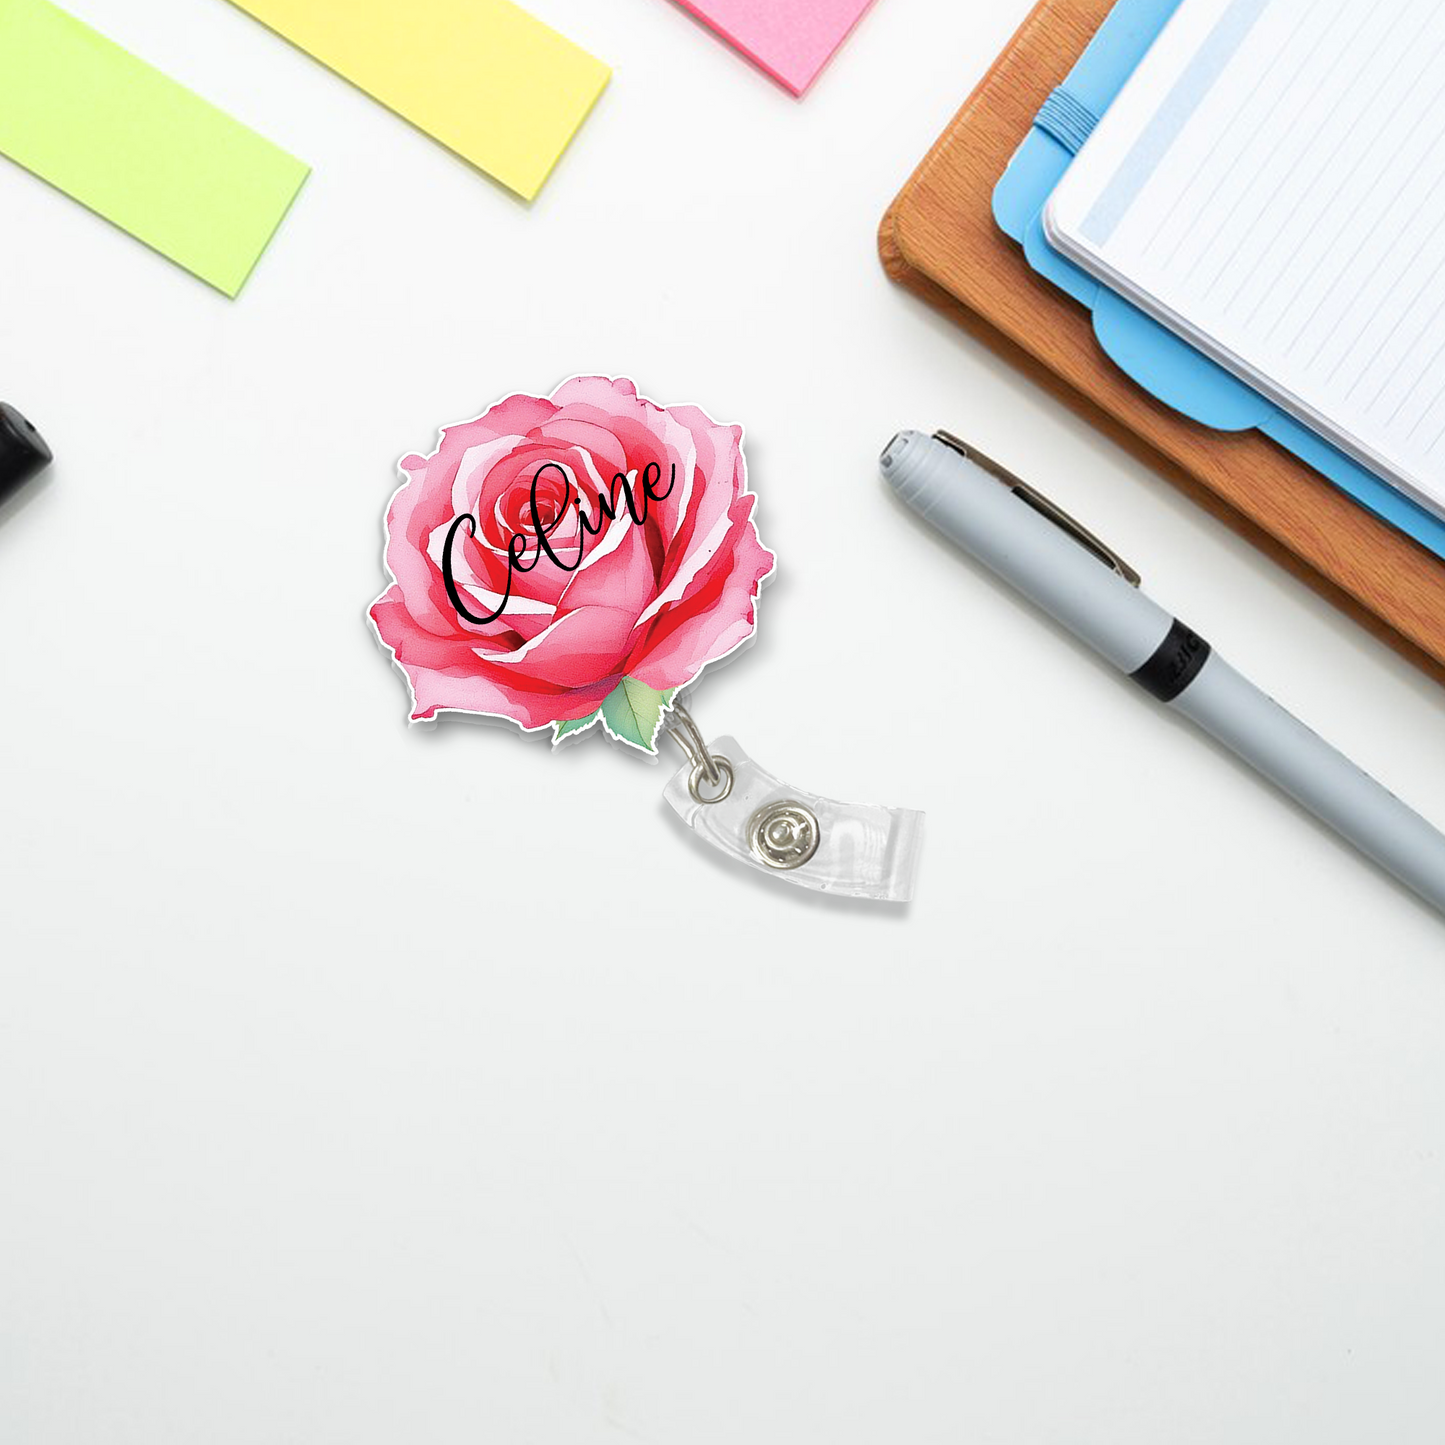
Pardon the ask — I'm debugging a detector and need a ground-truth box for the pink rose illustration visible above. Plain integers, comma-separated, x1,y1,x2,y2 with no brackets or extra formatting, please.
368,377,774,752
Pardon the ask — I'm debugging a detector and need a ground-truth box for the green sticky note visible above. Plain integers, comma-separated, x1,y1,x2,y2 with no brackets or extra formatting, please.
0,0,309,296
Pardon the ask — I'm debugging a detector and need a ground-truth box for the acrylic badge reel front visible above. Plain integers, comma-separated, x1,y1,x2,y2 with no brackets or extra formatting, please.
368,376,922,902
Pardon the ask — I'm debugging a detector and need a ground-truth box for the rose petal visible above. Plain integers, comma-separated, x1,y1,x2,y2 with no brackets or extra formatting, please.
625,496,774,690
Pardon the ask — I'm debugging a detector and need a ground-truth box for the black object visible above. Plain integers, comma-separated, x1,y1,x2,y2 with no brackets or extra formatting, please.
0,402,52,504
1131,618,1212,703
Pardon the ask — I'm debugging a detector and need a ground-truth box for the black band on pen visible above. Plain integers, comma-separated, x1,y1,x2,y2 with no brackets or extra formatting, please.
1131,619,1211,702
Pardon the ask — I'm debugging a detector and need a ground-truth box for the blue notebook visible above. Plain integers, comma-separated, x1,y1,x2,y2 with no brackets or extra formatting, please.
993,0,1445,562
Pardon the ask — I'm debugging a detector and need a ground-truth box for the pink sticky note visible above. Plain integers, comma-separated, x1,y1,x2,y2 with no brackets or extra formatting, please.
672,0,876,95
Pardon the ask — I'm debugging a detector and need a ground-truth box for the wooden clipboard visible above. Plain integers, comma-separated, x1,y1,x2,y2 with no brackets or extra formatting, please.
880,0,1445,685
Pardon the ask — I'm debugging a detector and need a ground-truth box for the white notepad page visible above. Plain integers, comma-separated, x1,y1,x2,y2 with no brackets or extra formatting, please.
1045,0,1445,519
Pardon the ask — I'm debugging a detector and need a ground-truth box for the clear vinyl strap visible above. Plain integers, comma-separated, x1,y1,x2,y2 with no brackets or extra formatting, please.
662,726,923,903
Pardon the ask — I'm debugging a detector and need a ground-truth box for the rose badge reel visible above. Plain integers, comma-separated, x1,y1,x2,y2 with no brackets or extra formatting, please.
369,376,922,901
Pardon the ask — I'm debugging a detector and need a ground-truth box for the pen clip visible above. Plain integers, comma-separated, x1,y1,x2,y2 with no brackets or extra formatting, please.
934,431,1142,588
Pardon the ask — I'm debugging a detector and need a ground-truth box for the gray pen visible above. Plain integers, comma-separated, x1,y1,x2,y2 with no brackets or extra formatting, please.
881,428,1445,917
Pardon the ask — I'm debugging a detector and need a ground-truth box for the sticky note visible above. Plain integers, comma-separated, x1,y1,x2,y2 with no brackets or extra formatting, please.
0,0,308,296
227,0,610,201
672,0,877,95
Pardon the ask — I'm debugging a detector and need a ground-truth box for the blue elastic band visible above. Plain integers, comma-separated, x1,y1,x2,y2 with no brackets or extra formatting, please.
1036,87,1100,155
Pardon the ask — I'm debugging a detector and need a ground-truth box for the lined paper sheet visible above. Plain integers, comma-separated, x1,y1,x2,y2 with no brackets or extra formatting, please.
1046,0,1445,517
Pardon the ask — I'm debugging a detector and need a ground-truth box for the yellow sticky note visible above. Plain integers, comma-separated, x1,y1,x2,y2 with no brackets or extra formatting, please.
228,0,609,200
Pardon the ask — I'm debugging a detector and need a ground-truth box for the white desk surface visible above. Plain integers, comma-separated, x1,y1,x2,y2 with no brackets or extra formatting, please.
4,2,1445,1441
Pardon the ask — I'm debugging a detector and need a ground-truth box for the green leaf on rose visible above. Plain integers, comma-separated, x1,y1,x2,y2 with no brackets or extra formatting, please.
553,711,601,744
599,679,676,754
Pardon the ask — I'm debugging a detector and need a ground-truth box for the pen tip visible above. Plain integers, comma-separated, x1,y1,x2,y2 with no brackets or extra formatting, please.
0,402,52,503
881,431,911,470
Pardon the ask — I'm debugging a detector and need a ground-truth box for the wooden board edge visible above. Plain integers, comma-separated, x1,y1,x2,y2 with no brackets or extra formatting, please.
877,204,1445,687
